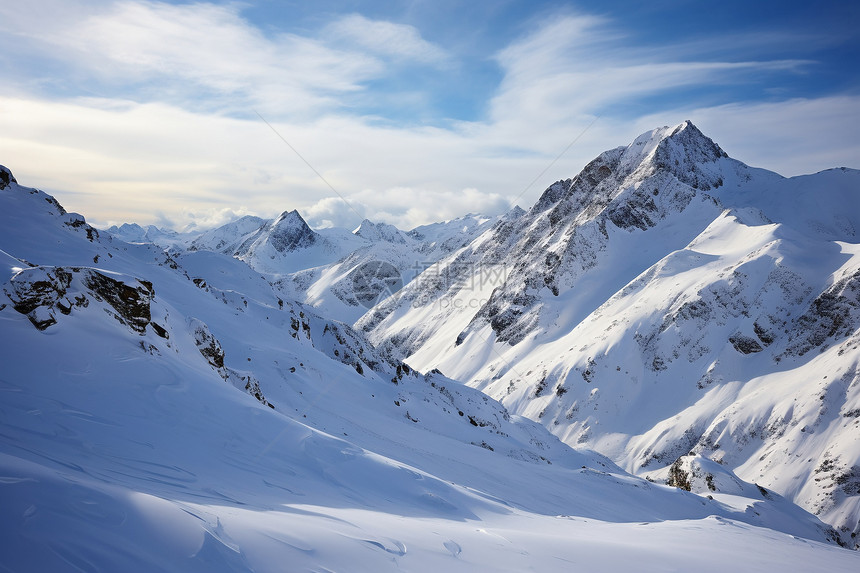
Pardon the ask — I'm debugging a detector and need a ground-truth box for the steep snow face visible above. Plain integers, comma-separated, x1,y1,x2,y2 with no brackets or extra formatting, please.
4,166,858,571
361,122,860,545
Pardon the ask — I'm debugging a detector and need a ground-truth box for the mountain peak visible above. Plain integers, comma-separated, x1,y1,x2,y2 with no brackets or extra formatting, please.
354,219,407,244
659,120,727,161
534,120,732,214
353,218,377,235
274,209,307,226
504,205,527,220
269,209,316,252
620,120,728,177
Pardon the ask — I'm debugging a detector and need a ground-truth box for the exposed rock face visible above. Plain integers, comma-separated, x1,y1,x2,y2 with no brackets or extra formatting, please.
5,267,75,330
266,210,317,253
783,269,860,358
63,213,100,242
83,271,152,333
729,332,764,354
190,318,225,369
4,266,153,333
354,219,407,244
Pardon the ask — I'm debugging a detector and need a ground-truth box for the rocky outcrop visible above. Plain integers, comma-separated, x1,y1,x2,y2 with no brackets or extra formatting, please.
354,219,408,244
0,165,17,190
83,270,152,333
189,318,225,369
4,266,153,333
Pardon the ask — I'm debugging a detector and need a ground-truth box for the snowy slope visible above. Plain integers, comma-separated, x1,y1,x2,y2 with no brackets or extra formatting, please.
360,122,860,545
3,163,858,570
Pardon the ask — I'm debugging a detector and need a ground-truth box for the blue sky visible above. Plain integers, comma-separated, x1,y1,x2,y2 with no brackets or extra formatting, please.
0,1,857,230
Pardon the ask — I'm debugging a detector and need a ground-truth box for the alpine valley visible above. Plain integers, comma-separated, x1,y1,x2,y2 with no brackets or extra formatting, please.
2,121,859,572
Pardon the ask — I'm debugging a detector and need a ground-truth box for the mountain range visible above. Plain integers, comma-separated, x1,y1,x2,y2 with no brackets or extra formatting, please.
2,120,858,571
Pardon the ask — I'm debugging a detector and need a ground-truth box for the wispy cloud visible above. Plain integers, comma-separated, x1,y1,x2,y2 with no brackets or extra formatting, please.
2,1,382,117
323,14,451,67
487,13,813,138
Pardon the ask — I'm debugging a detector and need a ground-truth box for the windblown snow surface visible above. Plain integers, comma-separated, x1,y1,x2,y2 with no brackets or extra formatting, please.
1,121,859,571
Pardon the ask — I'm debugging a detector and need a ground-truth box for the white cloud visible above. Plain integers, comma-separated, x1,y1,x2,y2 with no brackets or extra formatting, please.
151,206,257,233
0,95,532,230
323,14,450,67
304,197,366,230
486,13,812,142
1,1,382,117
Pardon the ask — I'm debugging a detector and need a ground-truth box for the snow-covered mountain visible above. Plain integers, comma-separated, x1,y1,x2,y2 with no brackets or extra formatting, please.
188,209,363,275
359,121,860,546
106,208,508,323
187,214,269,253
4,150,859,571
277,212,514,322
106,222,194,248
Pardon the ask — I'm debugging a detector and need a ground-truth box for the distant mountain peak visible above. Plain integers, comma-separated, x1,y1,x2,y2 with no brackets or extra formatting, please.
268,209,317,252
504,205,527,220
353,219,407,244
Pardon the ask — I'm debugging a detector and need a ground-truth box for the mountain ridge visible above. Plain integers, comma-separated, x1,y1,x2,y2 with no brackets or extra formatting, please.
358,122,860,546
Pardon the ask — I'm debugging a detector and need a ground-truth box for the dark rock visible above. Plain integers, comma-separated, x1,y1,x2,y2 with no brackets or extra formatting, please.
84,270,152,333
151,323,169,339
667,458,692,491
190,319,225,369
783,270,860,357
729,333,763,354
